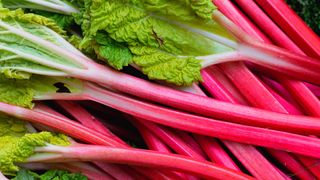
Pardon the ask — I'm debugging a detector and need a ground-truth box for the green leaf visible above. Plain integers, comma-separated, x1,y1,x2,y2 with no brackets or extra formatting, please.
0,75,36,109
131,46,202,86
0,75,83,108
12,169,39,180
69,35,96,58
11,169,88,180
0,132,70,175
40,170,87,180
0,8,83,78
0,114,28,138
29,10,75,29
73,0,234,85
80,0,233,56
93,32,132,70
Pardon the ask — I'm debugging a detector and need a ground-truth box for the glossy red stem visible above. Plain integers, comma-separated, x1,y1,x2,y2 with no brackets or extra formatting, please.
214,1,316,179
254,0,320,58
43,145,253,180
235,0,320,117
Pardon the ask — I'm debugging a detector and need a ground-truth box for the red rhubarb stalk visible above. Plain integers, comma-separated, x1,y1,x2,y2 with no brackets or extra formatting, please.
36,82,320,135
11,92,320,157
254,0,320,57
33,104,125,147
179,84,237,170
56,101,126,146
175,132,208,159
29,104,177,179
214,1,316,179
235,0,320,116
305,83,320,98
32,145,253,180
200,65,287,179
134,122,171,153
136,119,206,160
194,136,240,171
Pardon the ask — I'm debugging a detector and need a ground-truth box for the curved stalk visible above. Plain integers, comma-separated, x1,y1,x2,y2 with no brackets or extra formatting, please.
30,84,320,157
32,145,253,180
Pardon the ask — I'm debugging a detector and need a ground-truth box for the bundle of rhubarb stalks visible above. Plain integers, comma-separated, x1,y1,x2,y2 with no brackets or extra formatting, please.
1,0,320,179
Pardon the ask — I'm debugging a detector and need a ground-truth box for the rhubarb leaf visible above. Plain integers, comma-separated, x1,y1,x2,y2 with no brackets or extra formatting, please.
30,11,75,29
92,32,132,70
0,75,83,108
131,46,202,86
1,0,79,15
0,8,83,78
80,0,232,56
0,114,27,137
74,0,233,85
0,76,35,108
40,170,87,180
0,132,70,175
12,169,88,180
12,169,39,180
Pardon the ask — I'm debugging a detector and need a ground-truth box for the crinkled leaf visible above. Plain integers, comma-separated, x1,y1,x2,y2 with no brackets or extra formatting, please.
0,132,70,175
131,46,202,86
79,0,233,56
11,169,38,180
93,32,132,70
40,170,87,180
73,0,233,85
11,169,88,180
29,10,75,29
0,75,36,108
0,114,27,137
69,35,96,57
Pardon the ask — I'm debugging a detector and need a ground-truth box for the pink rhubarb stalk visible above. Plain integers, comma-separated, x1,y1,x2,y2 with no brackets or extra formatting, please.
56,101,126,146
31,144,253,180
213,1,316,179
175,132,208,159
235,0,320,117
8,93,320,157
194,136,240,171
200,64,286,179
133,121,171,153
135,119,206,160
254,0,320,58
36,82,320,135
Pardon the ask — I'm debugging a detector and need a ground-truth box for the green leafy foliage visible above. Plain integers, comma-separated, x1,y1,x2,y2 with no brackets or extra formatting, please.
73,0,233,85
12,169,87,180
286,0,320,35
0,8,82,78
0,75,82,108
12,169,38,180
29,11,75,29
0,114,27,137
0,132,70,175
92,32,133,70
131,46,202,85
79,0,229,56
0,76,37,108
